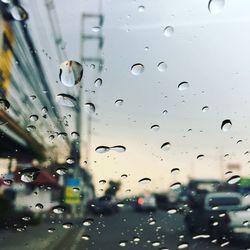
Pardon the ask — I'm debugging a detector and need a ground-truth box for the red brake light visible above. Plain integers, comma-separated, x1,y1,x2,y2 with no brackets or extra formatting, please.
138,198,144,205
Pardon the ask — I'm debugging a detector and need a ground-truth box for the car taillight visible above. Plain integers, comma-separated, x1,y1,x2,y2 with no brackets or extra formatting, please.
138,198,144,205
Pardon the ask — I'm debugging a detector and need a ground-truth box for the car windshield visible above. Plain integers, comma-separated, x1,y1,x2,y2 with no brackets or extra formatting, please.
1,1,250,249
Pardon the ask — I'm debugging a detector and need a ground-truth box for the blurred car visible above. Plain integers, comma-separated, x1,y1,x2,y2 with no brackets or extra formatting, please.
184,192,242,239
135,194,157,212
89,196,118,215
227,208,250,242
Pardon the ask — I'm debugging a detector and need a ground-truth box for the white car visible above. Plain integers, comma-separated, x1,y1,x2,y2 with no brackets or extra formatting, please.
228,208,250,242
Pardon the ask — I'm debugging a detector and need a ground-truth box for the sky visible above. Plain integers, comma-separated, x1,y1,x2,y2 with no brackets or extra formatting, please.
18,0,250,195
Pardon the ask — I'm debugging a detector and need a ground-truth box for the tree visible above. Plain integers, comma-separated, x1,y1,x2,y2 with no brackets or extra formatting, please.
104,180,121,197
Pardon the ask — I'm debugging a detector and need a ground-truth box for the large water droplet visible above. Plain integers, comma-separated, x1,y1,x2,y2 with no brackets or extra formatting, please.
221,119,232,132
119,241,127,247
152,241,160,247
26,125,36,132
81,235,90,240
208,0,225,15
56,94,76,107
164,26,174,37
35,203,43,210
92,26,101,32
48,228,56,233
170,182,181,190
56,167,67,175
63,222,73,229
94,78,102,87
171,168,180,174
59,60,83,87
178,82,189,91
95,146,110,153
0,99,10,111
227,175,240,185
83,218,94,226
110,145,126,152
84,102,96,113
197,154,205,160
52,205,65,214
131,64,144,75
115,99,124,106
161,142,171,151
157,62,167,72
138,177,151,184
10,5,28,21
20,167,40,183
178,243,189,249
71,131,80,140
99,179,106,185
66,157,75,164
151,124,160,132
29,115,39,122
138,5,145,12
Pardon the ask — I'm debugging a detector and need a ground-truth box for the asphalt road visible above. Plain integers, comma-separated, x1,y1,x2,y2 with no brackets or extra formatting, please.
0,207,246,250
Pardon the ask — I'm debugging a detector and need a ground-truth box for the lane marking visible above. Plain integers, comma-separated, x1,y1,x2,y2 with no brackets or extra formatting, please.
70,228,85,250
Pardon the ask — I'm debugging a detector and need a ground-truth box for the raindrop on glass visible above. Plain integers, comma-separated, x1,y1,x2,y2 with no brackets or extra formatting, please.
81,235,90,240
110,145,126,153
171,168,180,174
59,60,83,87
197,154,204,160
208,0,225,15
94,78,102,87
170,182,181,190
63,222,73,229
178,82,189,91
99,179,106,185
0,99,10,111
119,241,127,247
161,142,171,151
66,157,74,164
151,124,160,132
157,62,167,72
56,167,67,175
35,203,43,210
227,175,240,185
138,5,145,12
10,5,28,21
178,243,189,249
138,177,151,184
52,205,65,214
202,106,209,112
83,218,94,226
56,94,76,107
29,115,39,122
221,119,232,132
27,125,36,132
95,146,110,153
20,167,40,183
164,26,174,37
121,174,128,179
84,102,96,113
131,63,144,76
115,99,124,106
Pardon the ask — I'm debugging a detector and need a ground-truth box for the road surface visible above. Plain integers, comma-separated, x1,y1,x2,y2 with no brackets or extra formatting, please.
0,207,245,250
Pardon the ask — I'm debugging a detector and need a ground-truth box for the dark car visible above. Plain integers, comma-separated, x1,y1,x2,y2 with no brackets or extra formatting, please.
184,192,242,239
89,196,118,215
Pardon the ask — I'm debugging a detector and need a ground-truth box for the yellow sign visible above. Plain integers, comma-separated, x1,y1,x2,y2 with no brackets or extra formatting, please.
0,20,14,96
65,187,80,205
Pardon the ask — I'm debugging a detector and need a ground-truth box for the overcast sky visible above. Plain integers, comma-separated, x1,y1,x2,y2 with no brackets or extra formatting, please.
21,0,250,195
